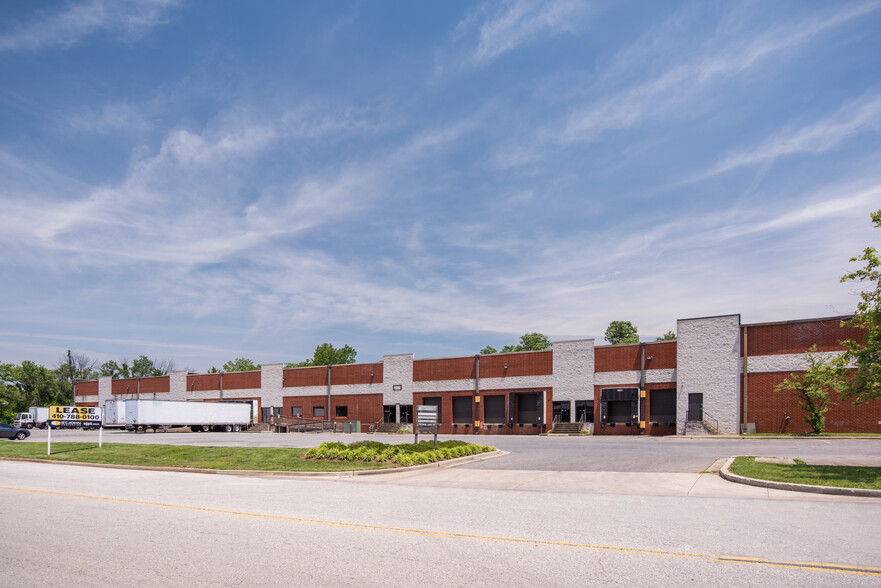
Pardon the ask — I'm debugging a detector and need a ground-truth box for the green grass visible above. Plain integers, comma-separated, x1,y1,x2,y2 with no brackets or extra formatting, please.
0,442,393,472
729,456,881,490
742,433,881,437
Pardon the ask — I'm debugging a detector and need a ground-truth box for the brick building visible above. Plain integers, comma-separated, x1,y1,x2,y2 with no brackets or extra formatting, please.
74,313,881,435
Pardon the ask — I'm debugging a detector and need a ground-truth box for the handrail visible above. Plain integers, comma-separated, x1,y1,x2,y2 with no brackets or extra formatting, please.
270,414,334,433
702,409,720,435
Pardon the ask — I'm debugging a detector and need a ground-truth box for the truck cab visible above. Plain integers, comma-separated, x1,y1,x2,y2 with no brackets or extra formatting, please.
13,413,34,429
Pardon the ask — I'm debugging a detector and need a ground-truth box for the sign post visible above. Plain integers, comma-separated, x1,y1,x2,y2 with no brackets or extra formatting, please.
415,405,438,447
47,406,103,455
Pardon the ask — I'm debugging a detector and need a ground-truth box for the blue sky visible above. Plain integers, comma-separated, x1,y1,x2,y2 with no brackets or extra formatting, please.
1,0,880,372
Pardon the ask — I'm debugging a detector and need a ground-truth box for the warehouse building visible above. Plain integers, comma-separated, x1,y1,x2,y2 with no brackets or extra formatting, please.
74,313,880,435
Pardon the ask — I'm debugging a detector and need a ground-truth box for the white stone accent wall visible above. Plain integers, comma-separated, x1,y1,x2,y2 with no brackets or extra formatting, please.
168,370,188,400
747,351,844,374
79,395,98,404
552,340,594,405
383,354,414,405
260,364,285,408
594,369,677,386
595,371,640,386
676,315,741,434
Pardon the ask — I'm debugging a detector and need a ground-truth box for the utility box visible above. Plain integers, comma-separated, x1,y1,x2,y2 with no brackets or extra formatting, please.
343,420,361,433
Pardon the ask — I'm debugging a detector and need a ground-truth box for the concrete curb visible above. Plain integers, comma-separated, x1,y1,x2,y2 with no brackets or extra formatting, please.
0,450,507,478
719,456,881,498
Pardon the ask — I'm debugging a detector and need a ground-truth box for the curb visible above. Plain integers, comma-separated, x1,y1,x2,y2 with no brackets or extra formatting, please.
0,450,506,478
719,457,881,498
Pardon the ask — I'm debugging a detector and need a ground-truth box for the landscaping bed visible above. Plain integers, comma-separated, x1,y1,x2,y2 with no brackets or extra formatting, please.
306,440,496,466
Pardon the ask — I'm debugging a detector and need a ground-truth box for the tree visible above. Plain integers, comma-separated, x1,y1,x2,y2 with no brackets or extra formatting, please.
775,346,846,433
605,321,639,345
55,351,99,404
656,331,676,341
839,209,881,403
481,333,552,354
285,343,357,368
99,355,174,379
0,361,62,415
219,357,261,372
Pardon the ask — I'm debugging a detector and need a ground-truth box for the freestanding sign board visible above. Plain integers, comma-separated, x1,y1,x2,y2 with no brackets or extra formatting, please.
414,404,438,447
46,406,103,455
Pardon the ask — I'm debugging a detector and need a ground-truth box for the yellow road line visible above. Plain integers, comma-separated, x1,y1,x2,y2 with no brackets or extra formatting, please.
3,485,879,577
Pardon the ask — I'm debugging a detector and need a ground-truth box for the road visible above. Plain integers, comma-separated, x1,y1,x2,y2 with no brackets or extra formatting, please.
1,459,879,586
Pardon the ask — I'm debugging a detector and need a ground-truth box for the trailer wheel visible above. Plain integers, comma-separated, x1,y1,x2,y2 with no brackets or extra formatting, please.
200,425,211,433
223,425,233,433
233,425,241,432
190,426,199,432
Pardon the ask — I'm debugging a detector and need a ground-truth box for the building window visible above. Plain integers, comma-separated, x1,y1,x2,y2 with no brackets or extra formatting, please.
335,405,348,418
452,396,472,424
400,404,413,424
484,396,505,424
291,406,303,417
313,406,325,418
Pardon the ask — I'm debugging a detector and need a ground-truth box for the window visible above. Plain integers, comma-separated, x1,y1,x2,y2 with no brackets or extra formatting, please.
552,401,571,423
313,406,325,418
452,396,472,424
483,396,505,424
291,406,302,417
335,405,348,418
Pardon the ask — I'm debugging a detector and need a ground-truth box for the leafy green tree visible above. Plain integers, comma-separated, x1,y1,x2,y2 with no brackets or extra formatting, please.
605,321,639,345
0,361,62,414
219,357,261,372
839,209,881,403
775,346,847,433
286,343,357,368
656,331,676,341
100,355,174,379
482,333,552,354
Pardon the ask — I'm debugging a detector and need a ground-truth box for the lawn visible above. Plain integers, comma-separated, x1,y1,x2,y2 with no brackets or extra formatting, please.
729,456,881,490
0,442,393,472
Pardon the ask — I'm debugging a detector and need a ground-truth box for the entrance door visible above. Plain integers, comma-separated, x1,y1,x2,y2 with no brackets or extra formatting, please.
687,393,703,421
552,401,570,424
383,405,395,423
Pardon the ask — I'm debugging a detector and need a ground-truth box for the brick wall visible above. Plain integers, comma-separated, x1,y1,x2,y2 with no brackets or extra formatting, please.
744,317,863,356
746,372,881,433
74,381,98,396
283,366,329,387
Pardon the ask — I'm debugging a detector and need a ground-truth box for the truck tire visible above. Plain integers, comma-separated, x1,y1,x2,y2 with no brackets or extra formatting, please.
223,425,233,433
233,425,241,432
200,425,211,433
26,423,33,429
190,426,199,432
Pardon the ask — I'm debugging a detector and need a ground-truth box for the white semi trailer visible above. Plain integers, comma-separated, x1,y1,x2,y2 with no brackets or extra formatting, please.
124,400,253,433
102,400,127,428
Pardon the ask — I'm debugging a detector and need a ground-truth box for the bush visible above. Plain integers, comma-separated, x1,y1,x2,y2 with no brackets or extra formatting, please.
305,440,495,465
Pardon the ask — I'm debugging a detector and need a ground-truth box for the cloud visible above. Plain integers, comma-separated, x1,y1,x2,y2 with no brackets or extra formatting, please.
561,1,881,143
693,94,881,181
0,0,181,53
66,102,154,133
437,0,590,74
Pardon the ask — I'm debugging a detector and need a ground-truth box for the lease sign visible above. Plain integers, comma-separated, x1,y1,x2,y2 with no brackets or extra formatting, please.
48,406,103,422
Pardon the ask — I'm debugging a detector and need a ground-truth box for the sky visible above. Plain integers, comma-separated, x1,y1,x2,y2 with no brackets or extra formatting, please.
1,0,880,372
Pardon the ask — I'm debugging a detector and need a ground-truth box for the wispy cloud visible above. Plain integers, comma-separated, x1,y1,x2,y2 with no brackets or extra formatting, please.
0,0,181,53
692,94,881,181
437,0,590,74
561,1,881,143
